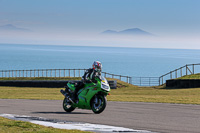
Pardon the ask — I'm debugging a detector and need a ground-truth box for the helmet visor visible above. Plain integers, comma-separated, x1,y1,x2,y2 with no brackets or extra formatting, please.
96,65,101,69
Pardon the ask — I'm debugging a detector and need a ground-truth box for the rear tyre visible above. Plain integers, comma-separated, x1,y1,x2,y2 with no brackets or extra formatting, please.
63,98,76,112
91,95,107,114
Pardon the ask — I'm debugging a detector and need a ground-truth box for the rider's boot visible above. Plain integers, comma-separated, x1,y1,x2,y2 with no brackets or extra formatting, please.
69,83,82,104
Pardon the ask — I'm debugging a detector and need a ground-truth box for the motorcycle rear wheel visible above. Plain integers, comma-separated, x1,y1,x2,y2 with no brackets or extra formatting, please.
63,98,76,112
91,95,107,114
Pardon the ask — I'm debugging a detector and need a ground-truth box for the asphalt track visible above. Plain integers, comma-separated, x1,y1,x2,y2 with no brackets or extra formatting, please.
0,99,200,133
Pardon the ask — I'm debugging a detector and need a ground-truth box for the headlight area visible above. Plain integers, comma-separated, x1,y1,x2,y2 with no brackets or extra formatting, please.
101,84,110,91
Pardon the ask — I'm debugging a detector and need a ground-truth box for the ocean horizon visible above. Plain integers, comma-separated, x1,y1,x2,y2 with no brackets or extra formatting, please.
1,43,200,79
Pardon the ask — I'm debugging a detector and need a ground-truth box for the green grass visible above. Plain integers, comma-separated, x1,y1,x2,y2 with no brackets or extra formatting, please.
0,77,82,81
177,73,200,79
0,77,115,81
0,117,91,133
0,79,200,104
109,84,200,104
1,76,199,132
0,86,63,100
0,76,200,104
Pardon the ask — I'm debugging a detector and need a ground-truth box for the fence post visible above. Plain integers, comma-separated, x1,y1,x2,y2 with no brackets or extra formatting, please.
159,77,160,86
127,76,128,83
186,65,188,75
129,77,132,84
69,69,70,77
55,70,56,77
12,70,14,77
193,64,195,74
180,68,182,77
149,77,151,86
175,69,177,78
74,69,75,77
30,70,32,77
46,70,48,77
170,72,172,79
38,70,40,77
51,69,52,77
59,69,61,77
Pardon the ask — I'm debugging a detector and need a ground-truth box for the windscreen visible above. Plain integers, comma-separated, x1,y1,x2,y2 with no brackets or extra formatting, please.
101,76,108,84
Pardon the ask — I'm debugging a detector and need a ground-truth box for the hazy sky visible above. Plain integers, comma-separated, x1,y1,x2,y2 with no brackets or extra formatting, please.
0,0,200,49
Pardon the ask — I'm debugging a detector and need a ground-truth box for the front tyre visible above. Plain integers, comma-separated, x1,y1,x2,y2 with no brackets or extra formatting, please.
63,98,76,112
91,95,107,114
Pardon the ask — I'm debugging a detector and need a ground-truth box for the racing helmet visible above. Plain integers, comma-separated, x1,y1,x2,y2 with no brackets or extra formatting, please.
93,61,102,72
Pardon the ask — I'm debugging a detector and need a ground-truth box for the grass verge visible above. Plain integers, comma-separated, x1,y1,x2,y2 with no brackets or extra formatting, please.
0,77,82,81
0,79,200,104
0,117,91,133
177,73,200,79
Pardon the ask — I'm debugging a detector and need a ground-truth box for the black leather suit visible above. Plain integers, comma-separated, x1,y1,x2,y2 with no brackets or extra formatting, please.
73,68,101,98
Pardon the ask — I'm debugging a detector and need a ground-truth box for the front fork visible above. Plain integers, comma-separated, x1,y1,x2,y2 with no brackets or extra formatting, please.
94,95,98,104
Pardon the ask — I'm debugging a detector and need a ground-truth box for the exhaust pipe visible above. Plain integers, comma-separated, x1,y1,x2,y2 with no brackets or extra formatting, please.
60,89,68,97
60,89,75,104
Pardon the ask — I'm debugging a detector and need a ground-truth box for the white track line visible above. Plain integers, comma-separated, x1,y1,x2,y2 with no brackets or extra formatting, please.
0,114,155,133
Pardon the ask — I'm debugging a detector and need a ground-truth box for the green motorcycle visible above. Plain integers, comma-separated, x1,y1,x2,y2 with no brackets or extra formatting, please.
60,76,110,114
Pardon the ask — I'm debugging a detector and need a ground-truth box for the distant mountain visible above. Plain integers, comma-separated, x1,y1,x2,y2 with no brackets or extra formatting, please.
101,30,118,34
101,28,154,36
119,28,153,36
0,24,32,32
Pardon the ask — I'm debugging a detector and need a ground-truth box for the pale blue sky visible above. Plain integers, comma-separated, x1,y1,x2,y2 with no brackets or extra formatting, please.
0,0,200,48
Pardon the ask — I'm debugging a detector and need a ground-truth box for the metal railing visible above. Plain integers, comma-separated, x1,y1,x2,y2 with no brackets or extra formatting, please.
101,72,132,84
0,68,132,84
132,77,160,86
1,63,199,86
159,63,200,85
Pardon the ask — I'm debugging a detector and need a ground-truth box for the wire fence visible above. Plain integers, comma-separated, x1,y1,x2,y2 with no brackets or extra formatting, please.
1,63,200,86
0,69,132,84
159,63,200,85
132,77,159,86
131,63,200,86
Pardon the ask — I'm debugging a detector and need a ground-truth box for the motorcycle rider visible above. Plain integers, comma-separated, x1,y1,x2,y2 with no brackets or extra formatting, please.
70,61,102,103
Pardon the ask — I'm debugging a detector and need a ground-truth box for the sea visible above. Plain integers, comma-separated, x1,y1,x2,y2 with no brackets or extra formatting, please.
1,44,200,78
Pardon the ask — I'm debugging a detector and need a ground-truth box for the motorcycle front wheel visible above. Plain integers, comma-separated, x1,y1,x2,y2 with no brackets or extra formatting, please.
91,95,107,114
63,98,76,112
